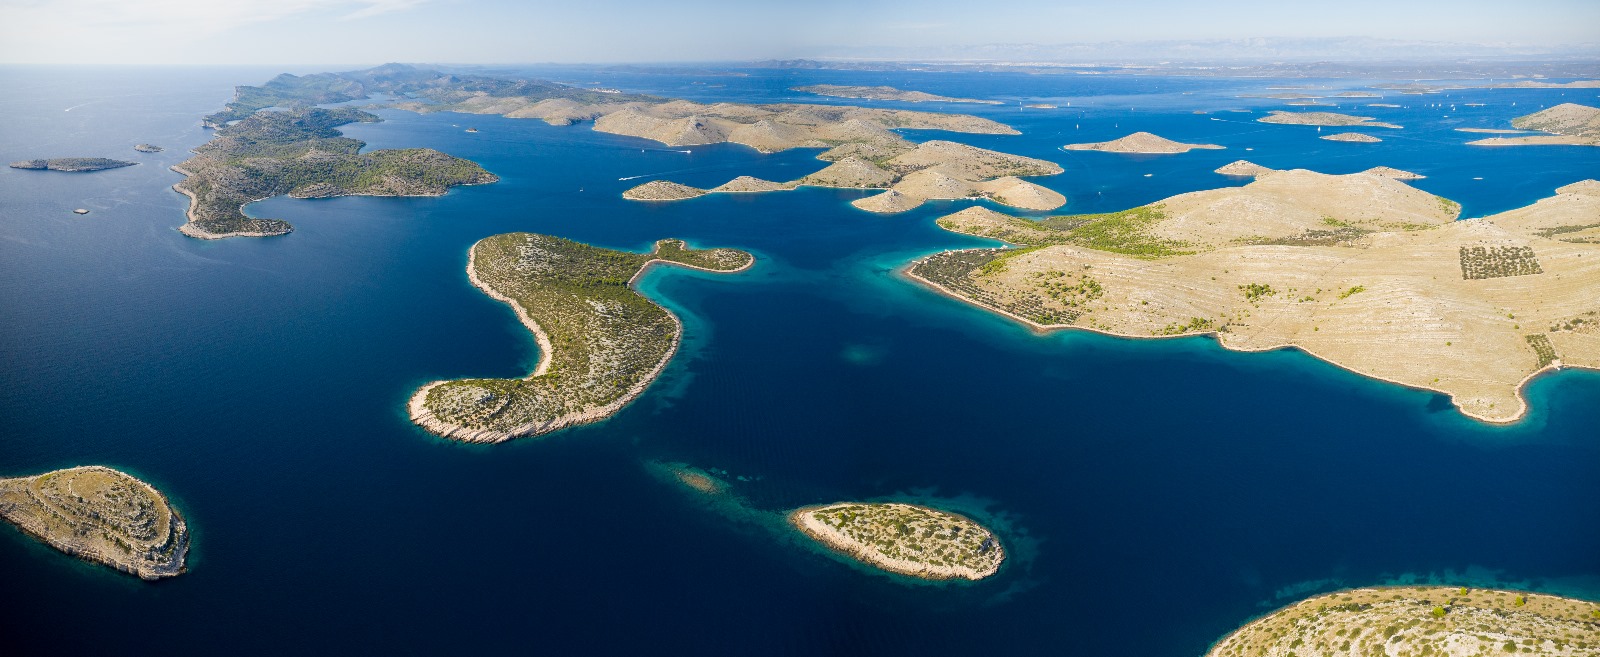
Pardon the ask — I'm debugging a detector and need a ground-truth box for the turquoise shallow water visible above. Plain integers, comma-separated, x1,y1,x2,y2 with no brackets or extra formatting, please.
1,66,1598,656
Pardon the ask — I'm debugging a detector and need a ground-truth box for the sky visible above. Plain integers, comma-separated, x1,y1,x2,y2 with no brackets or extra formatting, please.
2,0,1598,65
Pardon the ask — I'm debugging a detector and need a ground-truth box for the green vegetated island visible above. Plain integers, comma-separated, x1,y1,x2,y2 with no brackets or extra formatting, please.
409,233,753,442
791,84,1004,105
174,106,497,239
907,164,1600,423
1467,103,1600,147
1207,586,1600,657
790,502,1004,580
9,157,137,172
0,466,188,580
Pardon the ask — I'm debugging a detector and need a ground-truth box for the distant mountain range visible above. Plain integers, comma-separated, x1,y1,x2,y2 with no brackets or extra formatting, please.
763,37,1600,66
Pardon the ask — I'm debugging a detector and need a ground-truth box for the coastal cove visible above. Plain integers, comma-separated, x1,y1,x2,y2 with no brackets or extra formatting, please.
2,66,1599,656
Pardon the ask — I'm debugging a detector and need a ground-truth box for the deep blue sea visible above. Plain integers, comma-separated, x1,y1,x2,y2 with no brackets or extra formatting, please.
2,65,1598,656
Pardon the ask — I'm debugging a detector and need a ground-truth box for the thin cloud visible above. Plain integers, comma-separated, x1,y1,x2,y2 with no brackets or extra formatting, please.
2,0,430,35
341,0,430,20
0,0,434,63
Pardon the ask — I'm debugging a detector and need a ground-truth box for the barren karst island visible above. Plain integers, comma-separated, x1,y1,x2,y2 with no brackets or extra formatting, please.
1467,103,1600,147
1258,111,1403,129
1063,131,1225,153
623,137,1066,213
910,170,1600,422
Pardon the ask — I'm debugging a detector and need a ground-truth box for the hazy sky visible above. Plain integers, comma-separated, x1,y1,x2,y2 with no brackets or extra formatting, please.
2,0,1598,65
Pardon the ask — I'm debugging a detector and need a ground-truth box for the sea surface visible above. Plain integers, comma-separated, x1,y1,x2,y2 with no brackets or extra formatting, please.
2,65,1598,656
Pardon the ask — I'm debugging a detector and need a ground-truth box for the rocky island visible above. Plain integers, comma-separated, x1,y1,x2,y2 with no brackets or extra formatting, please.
908,172,1600,423
0,466,188,580
790,502,1004,580
174,106,497,239
1214,160,1277,177
1258,111,1401,129
133,144,164,153
1217,162,1421,181
1063,131,1225,154
621,180,708,201
1320,132,1382,143
9,157,137,172
791,84,1003,105
1467,103,1600,147
409,234,753,442
1207,586,1600,657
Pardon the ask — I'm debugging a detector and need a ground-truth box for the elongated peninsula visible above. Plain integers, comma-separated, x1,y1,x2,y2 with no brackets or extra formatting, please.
410,234,753,442
790,502,1004,580
0,466,189,580
1207,587,1600,657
